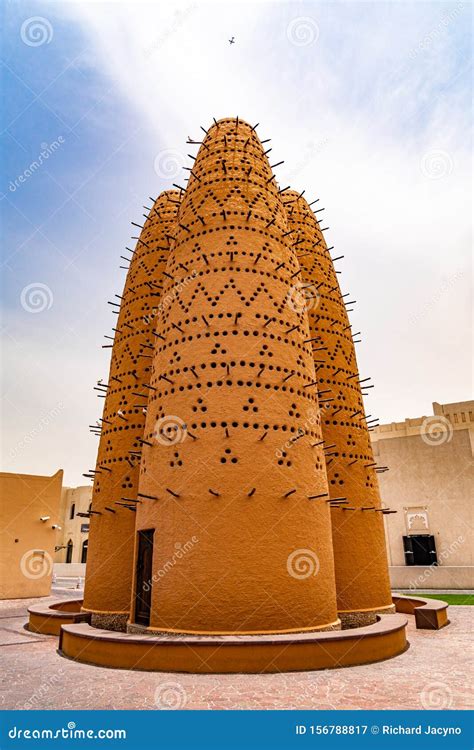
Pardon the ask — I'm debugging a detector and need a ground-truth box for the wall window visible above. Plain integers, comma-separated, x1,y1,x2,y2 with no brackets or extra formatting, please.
403,535,438,566
81,539,88,564
66,540,73,564
69,503,75,520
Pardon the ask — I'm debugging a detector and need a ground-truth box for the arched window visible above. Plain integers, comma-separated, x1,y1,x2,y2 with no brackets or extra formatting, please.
69,503,75,520
66,540,73,563
81,539,88,564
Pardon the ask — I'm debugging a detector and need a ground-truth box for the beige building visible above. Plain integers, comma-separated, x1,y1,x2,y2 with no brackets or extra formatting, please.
55,485,92,565
371,401,473,590
0,470,63,598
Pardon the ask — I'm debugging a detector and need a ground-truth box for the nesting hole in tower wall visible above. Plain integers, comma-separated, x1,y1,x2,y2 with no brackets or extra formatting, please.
330,472,345,487
288,403,301,418
210,342,227,356
192,397,207,413
277,451,292,468
156,329,317,360
258,343,273,358
220,448,238,464
148,377,321,413
170,452,183,468
243,397,258,414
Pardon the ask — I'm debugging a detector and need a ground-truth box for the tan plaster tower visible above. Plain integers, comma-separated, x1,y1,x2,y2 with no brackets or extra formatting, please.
82,191,180,630
55,117,424,672
83,118,394,638
281,191,393,626
132,119,340,634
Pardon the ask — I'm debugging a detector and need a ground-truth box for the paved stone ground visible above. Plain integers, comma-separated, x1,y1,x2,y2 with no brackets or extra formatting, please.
0,592,472,711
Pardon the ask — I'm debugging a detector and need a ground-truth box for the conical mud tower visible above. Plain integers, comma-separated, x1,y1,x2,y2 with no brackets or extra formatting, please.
61,117,419,672
82,191,180,630
133,119,339,634
281,191,393,626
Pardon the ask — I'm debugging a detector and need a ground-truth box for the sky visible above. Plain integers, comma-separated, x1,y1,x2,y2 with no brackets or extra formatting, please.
1,0,472,486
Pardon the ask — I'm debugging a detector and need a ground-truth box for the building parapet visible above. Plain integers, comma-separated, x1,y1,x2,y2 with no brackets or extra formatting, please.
371,400,473,442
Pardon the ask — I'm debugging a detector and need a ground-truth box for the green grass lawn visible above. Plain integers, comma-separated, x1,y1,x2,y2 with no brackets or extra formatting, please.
401,593,474,606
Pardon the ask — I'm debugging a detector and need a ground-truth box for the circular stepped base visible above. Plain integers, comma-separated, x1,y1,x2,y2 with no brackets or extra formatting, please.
27,600,88,636
59,614,408,673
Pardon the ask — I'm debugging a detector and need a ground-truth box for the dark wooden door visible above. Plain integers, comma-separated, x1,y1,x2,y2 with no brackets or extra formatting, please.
135,529,154,625
403,535,416,565
412,535,437,565
403,535,437,566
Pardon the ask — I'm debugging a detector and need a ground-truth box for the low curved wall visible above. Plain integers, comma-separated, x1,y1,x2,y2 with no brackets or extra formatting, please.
59,614,408,673
28,599,88,636
392,593,449,629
